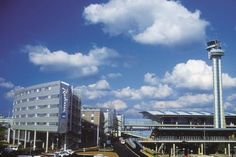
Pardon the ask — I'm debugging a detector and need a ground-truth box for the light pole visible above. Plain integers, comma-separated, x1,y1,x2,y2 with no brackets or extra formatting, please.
56,137,59,149
203,129,206,155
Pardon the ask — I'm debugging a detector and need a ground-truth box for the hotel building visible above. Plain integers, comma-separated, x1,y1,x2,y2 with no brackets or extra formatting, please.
9,81,81,152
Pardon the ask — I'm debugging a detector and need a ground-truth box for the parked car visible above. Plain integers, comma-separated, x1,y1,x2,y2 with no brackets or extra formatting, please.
6,145,18,151
54,149,74,157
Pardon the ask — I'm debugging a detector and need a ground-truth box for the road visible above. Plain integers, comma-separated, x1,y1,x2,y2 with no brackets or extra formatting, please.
113,141,147,157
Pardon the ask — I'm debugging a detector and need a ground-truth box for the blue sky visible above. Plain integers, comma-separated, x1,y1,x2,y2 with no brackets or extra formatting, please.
0,0,236,117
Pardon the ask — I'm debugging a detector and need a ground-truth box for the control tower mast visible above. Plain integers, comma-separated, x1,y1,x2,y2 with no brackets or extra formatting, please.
206,40,225,128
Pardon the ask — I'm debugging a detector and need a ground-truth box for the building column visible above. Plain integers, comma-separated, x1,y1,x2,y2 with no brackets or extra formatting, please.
33,130,37,151
198,145,201,155
7,128,11,143
97,125,99,146
45,131,49,153
24,130,27,148
51,142,54,150
201,143,204,155
13,129,16,145
17,130,20,145
172,143,176,157
28,131,30,142
64,133,67,150
228,143,231,156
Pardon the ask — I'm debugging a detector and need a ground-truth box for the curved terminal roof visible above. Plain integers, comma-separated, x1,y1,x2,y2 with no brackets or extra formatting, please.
143,110,236,116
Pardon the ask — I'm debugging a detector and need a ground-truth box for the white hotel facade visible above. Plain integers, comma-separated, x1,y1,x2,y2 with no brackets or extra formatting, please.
9,81,81,152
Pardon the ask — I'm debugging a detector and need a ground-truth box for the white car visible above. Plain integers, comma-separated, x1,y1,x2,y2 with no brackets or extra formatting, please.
7,145,18,151
54,149,74,157
120,139,125,144
66,149,74,155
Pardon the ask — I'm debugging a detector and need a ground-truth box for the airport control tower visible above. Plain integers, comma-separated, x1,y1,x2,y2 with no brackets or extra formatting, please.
206,40,225,128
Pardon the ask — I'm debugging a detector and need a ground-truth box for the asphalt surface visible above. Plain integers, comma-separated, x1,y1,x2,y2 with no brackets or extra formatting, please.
113,141,138,157
113,141,147,157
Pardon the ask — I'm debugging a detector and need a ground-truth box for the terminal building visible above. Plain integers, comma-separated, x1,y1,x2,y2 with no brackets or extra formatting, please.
122,111,236,155
9,81,81,152
140,111,236,155
122,40,236,156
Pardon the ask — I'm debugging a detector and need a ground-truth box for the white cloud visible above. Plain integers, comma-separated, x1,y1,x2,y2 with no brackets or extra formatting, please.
88,80,110,90
114,84,173,100
150,93,213,109
5,86,24,99
75,78,172,101
123,108,143,118
25,45,119,77
84,0,208,45
0,77,24,100
114,87,142,100
224,102,234,110
97,99,127,110
74,80,111,100
0,77,14,89
163,59,236,89
227,93,236,101
164,60,212,89
222,73,236,88
144,73,159,85
102,73,122,80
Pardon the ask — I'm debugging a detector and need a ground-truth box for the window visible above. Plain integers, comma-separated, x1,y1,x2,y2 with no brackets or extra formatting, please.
22,99,27,103
49,113,58,117
28,106,35,110
50,104,59,108
29,97,36,101
21,114,26,118
37,122,47,125
21,107,26,111
20,122,26,125
45,86,51,91
38,105,48,109
51,94,59,99
49,122,58,126
38,95,48,100
37,113,47,117
27,122,35,125
28,114,35,118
